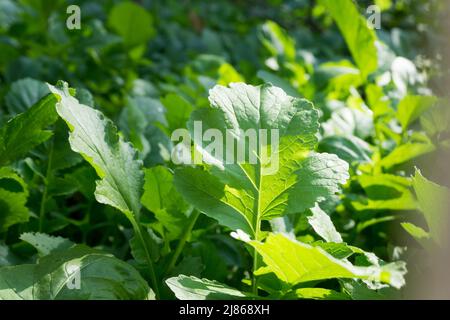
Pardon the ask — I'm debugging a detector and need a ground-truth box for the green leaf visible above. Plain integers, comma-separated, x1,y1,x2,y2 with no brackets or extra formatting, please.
48,81,159,297
5,78,50,115
0,245,151,300
48,82,143,221
313,241,356,260
166,275,250,300
0,167,29,232
259,20,296,61
108,2,154,47
342,279,399,300
118,96,166,157
319,0,378,80
50,120,83,171
129,229,160,264
412,169,450,245
174,83,349,237
400,222,430,242
307,204,343,243
0,94,58,167
322,107,373,140
160,93,193,134
352,174,417,211
141,166,190,240
420,99,450,137
0,0,21,30
397,95,437,131
356,216,397,233
19,232,73,257
249,233,406,289
257,70,300,97
381,134,435,169
318,135,372,164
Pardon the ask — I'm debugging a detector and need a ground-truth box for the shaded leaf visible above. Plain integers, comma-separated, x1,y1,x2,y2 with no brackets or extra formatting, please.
166,275,250,300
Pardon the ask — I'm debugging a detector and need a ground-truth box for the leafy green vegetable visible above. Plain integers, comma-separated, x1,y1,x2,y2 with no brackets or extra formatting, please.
0,0,444,301
175,83,349,237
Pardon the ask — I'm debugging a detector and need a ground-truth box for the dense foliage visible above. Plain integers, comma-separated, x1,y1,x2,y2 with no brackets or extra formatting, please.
0,0,448,300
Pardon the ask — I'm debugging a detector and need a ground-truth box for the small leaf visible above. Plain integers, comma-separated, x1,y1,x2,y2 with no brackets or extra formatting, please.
160,93,193,134
318,135,372,164
0,167,29,232
5,78,50,115
0,94,58,167
381,134,435,169
257,70,300,97
141,166,190,240
397,95,437,131
20,232,73,257
352,174,417,211
401,222,430,242
307,204,343,243
166,275,250,300
259,20,296,61
412,169,450,245
108,2,154,47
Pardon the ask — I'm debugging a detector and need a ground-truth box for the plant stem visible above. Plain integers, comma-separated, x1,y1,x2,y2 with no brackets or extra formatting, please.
251,143,263,296
132,220,160,299
39,138,54,232
166,210,200,276
251,219,261,296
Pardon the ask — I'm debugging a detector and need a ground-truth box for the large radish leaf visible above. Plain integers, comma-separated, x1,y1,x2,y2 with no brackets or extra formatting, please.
48,81,159,297
0,245,151,300
249,233,406,289
174,83,349,237
48,81,143,221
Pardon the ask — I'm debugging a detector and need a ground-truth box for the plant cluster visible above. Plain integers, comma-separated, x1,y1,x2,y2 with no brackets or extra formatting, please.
0,0,448,300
